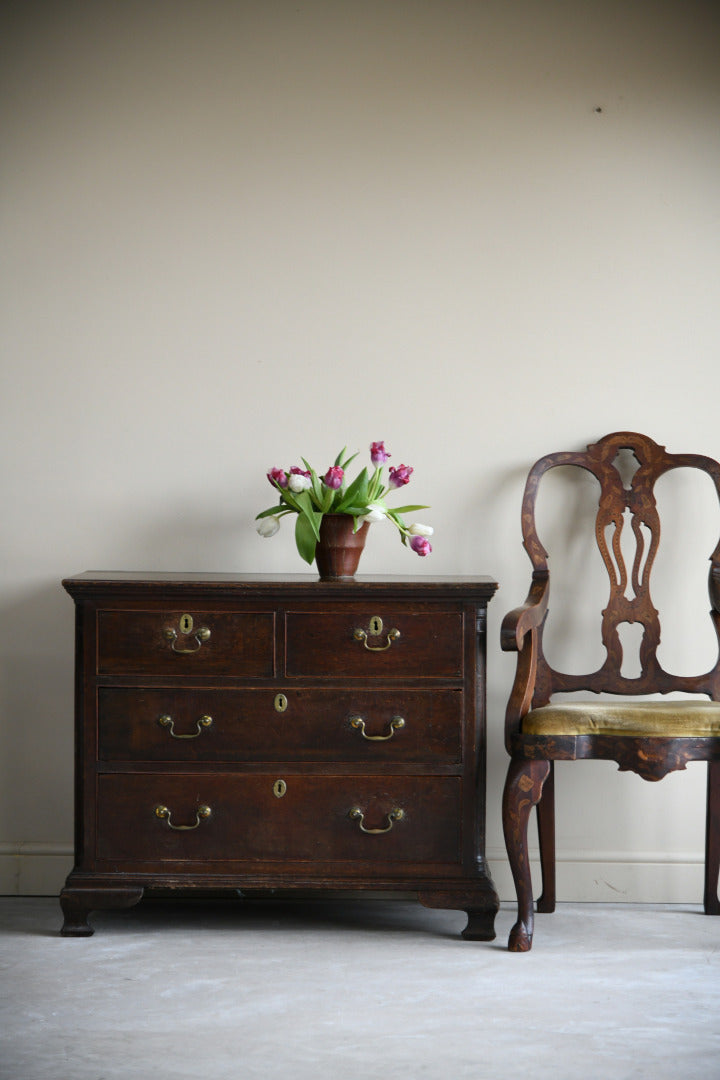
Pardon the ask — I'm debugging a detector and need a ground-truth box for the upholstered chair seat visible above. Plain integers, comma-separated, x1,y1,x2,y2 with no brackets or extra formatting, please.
522,700,720,738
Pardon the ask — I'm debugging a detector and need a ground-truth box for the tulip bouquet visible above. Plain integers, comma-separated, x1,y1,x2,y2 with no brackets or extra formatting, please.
256,441,433,565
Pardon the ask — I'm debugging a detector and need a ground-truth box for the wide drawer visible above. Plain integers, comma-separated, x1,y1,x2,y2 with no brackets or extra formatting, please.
95,773,461,865
98,688,463,763
96,610,275,676
285,609,464,678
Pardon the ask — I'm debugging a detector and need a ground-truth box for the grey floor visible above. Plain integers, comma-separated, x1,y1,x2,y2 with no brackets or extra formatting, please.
1,896,718,1080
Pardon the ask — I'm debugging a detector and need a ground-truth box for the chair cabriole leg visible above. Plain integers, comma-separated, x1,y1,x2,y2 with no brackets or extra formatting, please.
705,760,720,915
502,756,552,951
536,760,556,913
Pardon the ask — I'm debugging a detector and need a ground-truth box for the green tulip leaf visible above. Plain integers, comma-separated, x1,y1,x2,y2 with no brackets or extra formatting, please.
295,513,318,564
301,459,323,507
295,491,322,540
336,467,369,512
256,506,289,519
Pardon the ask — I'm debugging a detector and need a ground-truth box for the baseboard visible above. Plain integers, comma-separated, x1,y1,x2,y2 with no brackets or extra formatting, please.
487,848,706,904
0,844,707,903
0,844,73,896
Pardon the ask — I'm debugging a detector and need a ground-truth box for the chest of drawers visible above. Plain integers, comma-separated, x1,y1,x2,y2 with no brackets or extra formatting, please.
60,573,499,939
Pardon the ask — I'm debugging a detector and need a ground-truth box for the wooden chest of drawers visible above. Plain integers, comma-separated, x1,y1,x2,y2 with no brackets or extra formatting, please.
60,573,499,939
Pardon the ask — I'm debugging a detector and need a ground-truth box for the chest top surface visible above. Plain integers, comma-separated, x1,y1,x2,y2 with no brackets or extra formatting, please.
63,572,498,599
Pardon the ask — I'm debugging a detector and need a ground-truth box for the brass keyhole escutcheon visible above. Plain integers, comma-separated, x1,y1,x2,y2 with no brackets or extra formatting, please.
273,779,287,798
274,693,288,714
180,614,194,634
369,616,383,636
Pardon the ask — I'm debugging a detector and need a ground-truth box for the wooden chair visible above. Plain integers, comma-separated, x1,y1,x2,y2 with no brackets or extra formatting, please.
501,431,720,951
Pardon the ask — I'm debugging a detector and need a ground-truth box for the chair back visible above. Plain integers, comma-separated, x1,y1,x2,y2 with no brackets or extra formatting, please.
520,432,720,705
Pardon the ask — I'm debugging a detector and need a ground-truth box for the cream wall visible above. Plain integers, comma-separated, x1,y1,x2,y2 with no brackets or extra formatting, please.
2,0,720,900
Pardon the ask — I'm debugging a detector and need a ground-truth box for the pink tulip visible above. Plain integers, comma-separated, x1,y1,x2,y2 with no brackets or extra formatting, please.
323,466,344,489
410,535,432,556
389,464,413,488
370,441,391,466
267,467,288,488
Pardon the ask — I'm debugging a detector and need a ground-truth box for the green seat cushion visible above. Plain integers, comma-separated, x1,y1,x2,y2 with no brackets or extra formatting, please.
522,700,720,737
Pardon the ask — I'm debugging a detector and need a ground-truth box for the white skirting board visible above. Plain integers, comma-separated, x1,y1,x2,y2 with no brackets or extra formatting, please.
0,845,74,896
488,847,706,904
0,843,707,903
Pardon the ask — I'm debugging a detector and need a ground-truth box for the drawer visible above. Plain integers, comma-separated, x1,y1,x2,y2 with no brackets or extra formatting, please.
96,773,461,866
285,609,464,678
96,610,274,676
98,688,463,764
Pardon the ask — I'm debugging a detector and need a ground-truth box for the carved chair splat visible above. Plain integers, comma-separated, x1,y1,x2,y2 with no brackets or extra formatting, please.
501,432,720,951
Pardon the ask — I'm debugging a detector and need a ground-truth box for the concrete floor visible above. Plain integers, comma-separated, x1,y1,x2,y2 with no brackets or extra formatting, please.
1,896,718,1080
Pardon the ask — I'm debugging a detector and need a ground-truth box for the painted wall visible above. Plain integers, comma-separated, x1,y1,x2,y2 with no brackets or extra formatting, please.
2,0,719,900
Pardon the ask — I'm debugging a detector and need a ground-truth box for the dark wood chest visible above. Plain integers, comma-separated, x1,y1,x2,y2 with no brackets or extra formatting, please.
60,573,499,939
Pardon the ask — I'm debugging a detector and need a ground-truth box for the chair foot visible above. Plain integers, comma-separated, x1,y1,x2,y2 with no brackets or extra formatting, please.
508,920,533,952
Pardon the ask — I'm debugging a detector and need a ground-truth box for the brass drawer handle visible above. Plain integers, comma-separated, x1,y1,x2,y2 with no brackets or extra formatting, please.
348,806,405,834
350,716,405,741
353,627,400,652
158,714,213,739
154,804,212,831
163,619,211,654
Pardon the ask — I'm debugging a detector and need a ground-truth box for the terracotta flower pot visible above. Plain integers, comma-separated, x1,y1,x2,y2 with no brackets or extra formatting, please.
315,514,369,580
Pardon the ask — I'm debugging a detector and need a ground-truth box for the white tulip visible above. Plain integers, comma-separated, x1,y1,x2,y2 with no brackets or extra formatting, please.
408,523,434,537
257,517,281,537
287,472,312,493
359,505,387,526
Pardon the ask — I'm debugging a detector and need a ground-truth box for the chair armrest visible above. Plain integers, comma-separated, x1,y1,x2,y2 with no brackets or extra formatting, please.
502,572,550,747
500,572,549,652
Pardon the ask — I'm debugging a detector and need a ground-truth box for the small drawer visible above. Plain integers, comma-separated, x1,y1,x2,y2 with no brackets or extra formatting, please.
285,609,464,678
97,688,463,764
96,610,274,676
95,773,462,867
